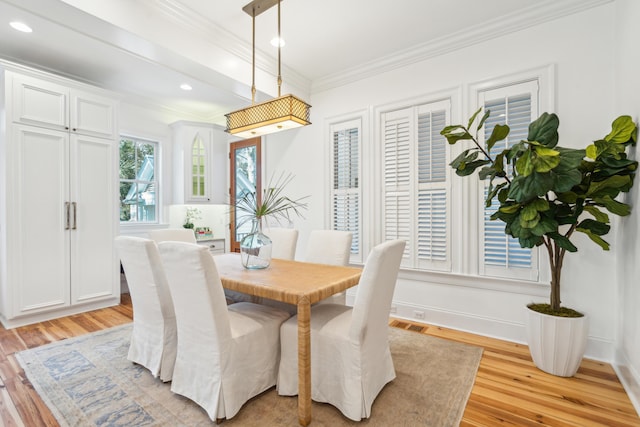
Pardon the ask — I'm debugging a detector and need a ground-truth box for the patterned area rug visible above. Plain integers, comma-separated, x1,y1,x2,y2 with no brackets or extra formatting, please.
16,323,482,426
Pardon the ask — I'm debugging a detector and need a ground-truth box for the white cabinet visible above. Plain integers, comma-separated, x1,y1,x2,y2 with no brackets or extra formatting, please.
0,67,119,328
11,73,116,138
197,238,226,255
172,121,228,204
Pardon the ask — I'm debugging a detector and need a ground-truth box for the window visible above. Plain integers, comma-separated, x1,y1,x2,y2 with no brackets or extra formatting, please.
119,136,158,223
478,80,540,281
381,99,451,271
330,119,362,262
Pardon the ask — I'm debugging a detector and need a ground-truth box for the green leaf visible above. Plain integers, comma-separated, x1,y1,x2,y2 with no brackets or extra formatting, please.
515,149,534,176
478,166,495,180
508,172,554,202
467,108,483,130
532,149,561,173
577,218,610,236
456,160,491,176
520,213,540,229
605,115,637,143
531,216,558,236
477,110,491,131
527,113,560,148
548,232,578,252
583,205,610,223
594,195,632,216
499,203,521,214
587,175,632,197
521,203,539,221
576,228,610,250
441,125,473,145
486,124,510,151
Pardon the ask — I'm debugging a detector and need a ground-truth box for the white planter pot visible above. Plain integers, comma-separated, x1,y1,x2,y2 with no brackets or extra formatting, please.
525,306,588,377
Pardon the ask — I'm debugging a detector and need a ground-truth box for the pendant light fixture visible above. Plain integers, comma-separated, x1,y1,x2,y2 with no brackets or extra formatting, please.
225,0,311,138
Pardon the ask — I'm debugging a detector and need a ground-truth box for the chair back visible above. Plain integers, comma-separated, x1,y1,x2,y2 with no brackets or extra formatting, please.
115,236,175,323
265,227,299,260
305,230,352,266
350,240,405,343
148,229,197,244
158,242,232,364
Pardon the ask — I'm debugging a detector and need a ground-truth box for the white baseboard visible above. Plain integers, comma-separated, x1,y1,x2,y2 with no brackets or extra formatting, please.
614,349,640,417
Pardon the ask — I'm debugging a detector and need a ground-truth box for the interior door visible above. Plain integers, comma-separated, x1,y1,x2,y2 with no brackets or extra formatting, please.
229,137,261,253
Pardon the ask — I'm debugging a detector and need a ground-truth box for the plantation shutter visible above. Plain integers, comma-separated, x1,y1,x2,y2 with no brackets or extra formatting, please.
331,119,361,263
479,81,539,281
382,109,413,266
382,100,451,271
416,101,450,270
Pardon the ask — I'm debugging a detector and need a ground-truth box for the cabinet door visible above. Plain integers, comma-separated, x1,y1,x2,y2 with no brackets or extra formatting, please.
10,125,70,316
69,134,117,304
187,127,213,202
70,90,117,139
11,74,69,131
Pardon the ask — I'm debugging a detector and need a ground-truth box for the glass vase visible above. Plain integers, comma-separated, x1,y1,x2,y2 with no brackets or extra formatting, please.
240,219,272,269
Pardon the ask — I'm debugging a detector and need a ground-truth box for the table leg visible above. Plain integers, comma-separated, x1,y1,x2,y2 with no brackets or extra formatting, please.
297,296,311,426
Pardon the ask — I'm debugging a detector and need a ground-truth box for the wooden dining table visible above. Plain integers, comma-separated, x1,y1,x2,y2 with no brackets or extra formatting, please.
213,253,362,426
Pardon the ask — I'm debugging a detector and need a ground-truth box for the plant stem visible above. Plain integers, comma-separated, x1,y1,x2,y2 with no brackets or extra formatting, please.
468,128,512,184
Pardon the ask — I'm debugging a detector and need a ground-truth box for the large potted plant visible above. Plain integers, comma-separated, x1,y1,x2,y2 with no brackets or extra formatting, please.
441,110,637,376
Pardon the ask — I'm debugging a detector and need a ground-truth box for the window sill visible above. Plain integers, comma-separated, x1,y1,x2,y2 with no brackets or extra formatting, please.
397,267,549,297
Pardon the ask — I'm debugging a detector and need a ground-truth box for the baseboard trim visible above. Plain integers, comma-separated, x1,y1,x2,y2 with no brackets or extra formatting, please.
614,349,640,417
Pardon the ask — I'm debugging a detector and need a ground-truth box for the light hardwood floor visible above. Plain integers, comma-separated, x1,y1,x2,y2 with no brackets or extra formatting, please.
0,294,638,426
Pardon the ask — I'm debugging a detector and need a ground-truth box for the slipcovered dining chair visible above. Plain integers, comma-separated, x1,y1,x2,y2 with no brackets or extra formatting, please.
277,239,406,421
157,241,290,422
148,228,197,244
264,227,299,260
115,236,177,382
306,229,353,305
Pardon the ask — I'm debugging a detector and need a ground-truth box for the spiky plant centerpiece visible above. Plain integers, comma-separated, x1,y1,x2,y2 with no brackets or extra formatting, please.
235,172,308,269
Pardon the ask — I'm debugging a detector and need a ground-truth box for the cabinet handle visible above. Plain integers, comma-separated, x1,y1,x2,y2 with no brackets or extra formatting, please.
65,202,70,230
72,202,77,230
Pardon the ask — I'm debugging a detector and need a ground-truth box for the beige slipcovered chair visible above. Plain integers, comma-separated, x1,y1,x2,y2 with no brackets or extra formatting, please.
264,227,299,260
148,228,197,244
306,229,353,305
115,236,177,382
277,239,406,421
157,241,290,422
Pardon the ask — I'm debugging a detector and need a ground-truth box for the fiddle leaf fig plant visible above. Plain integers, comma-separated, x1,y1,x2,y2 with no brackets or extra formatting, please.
441,110,637,315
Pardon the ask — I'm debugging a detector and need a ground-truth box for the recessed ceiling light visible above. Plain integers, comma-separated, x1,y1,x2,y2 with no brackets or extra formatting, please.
10,21,32,33
270,37,285,47
180,83,193,91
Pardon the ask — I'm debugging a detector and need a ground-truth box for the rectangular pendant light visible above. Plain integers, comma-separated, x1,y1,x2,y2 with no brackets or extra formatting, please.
225,94,311,138
224,0,311,138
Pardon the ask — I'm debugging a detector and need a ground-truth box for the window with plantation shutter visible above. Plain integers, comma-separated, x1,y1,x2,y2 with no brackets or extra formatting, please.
479,81,539,281
331,119,362,263
382,100,451,271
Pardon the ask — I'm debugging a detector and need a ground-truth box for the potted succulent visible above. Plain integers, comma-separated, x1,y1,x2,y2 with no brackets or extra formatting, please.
441,109,637,376
234,172,308,269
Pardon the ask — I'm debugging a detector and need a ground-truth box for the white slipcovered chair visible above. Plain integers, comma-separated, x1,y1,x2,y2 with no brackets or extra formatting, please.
277,239,406,421
264,227,299,260
148,228,197,244
306,229,353,305
157,241,290,422
115,236,177,382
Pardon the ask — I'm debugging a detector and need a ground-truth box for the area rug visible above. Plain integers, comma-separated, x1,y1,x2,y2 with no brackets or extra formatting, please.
16,323,482,426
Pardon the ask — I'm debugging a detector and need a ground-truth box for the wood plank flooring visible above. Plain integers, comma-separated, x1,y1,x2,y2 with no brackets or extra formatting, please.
0,294,638,426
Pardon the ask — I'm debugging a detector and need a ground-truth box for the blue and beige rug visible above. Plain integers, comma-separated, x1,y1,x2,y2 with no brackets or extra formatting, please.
16,324,482,426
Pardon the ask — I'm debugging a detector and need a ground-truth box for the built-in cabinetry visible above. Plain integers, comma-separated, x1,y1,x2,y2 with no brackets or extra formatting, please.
171,121,228,204
197,238,226,255
0,65,120,328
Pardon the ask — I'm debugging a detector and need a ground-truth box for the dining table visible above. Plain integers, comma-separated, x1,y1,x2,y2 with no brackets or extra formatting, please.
213,253,362,426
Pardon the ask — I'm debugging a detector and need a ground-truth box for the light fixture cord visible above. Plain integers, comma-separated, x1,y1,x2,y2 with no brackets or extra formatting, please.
277,0,282,97
251,11,256,104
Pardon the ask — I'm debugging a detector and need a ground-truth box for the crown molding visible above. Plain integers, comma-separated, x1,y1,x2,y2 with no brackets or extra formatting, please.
311,0,613,94
152,0,311,94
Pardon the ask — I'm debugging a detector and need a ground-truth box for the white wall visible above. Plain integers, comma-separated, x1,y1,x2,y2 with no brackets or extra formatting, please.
263,3,628,361
613,0,640,413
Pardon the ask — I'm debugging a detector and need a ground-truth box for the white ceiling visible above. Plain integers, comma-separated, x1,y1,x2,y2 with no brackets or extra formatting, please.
0,0,610,124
